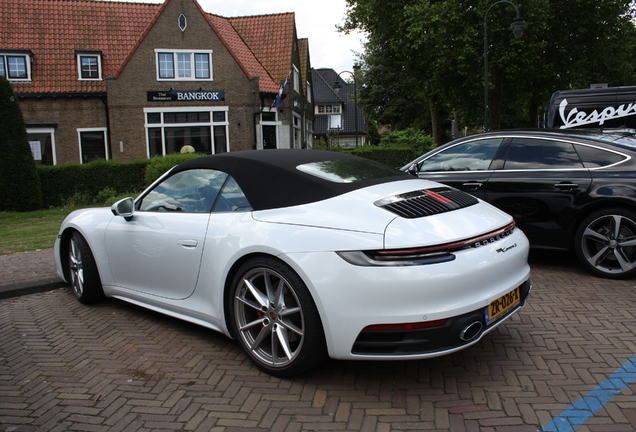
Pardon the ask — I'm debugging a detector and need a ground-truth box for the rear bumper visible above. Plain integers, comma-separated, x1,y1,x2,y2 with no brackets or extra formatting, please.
352,279,531,356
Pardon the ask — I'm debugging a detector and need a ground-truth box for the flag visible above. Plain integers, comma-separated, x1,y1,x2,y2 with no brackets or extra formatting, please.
274,71,291,112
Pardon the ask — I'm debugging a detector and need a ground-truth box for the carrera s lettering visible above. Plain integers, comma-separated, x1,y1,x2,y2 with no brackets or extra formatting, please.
496,243,517,253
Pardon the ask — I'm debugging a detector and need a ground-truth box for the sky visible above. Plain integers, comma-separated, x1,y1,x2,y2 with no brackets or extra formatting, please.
111,0,366,74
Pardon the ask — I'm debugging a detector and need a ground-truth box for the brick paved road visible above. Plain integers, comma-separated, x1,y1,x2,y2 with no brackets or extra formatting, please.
1,251,634,432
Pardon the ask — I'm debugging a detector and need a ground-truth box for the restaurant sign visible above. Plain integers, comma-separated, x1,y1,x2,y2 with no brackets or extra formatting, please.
147,90,225,102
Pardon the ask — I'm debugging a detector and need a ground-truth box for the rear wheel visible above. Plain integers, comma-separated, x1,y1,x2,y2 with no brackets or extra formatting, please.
229,257,327,377
67,232,105,304
574,208,636,279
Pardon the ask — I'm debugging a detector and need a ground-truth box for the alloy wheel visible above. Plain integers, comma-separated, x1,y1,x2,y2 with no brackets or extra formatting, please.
579,213,636,276
68,234,85,298
233,267,305,368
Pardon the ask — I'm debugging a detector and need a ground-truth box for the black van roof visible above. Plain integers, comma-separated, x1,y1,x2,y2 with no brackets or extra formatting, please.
547,86,636,130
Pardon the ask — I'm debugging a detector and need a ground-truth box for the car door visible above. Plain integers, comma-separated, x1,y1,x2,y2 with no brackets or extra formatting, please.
414,137,505,200
104,168,229,300
484,137,592,247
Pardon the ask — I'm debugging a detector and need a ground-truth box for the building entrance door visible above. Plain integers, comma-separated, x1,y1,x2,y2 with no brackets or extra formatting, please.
262,125,277,149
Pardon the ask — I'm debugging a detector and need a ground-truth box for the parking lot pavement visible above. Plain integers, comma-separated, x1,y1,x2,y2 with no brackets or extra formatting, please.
0,249,65,300
0,251,634,432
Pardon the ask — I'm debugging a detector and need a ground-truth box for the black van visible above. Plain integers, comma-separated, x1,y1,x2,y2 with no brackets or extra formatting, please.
547,86,636,129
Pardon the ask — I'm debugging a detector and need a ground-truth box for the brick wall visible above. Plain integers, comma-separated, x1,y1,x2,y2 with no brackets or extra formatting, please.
107,0,262,161
19,96,107,165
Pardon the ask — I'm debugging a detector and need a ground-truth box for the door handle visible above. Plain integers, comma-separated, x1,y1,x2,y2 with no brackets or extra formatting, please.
554,183,578,190
462,182,483,190
177,239,198,248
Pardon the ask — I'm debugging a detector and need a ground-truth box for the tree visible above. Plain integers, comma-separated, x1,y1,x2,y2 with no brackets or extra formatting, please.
0,77,41,211
342,0,636,136
356,40,431,131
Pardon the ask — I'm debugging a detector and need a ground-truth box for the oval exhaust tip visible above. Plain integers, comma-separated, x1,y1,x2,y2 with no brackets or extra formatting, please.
459,321,483,342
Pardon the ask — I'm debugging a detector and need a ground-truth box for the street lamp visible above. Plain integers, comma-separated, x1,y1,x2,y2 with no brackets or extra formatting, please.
333,65,361,147
484,0,527,132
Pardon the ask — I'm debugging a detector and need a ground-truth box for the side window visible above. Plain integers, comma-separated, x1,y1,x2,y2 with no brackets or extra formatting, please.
139,169,228,213
418,138,502,172
213,176,253,212
575,144,626,168
504,138,584,170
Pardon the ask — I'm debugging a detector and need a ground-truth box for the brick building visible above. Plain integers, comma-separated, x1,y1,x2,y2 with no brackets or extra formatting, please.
0,0,314,165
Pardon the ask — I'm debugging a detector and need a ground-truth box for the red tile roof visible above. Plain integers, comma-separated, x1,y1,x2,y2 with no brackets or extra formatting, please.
1,0,160,94
0,0,297,94
229,13,296,86
206,13,279,93
298,38,310,84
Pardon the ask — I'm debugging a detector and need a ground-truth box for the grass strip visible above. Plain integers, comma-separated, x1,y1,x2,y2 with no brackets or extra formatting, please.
0,206,98,255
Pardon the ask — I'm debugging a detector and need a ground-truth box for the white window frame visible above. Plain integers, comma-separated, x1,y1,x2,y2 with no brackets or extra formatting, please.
306,81,312,103
258,108,282,150
155,49,213,81
0,52,32,82
293,66,300,93
329,114,342,130
305,119,313,148
143,106,229,157
292,112,302,149
27,127,57,165
317,104,341,114
77,127,109,164
77,53,102,81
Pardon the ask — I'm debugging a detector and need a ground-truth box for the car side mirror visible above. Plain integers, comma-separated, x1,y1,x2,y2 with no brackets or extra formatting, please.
111,197,134,221
407,163,420,177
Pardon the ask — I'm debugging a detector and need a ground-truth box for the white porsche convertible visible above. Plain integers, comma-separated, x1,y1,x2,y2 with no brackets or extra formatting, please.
55,149,531,376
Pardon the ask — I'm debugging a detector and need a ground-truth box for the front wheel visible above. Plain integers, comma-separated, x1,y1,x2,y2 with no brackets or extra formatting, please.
67,232,105,304
574,208,636,279
229,257,327,377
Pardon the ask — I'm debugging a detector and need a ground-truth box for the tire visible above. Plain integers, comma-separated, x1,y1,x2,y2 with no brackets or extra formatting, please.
229,257,327,377
574,208,636,279
67,232,105,304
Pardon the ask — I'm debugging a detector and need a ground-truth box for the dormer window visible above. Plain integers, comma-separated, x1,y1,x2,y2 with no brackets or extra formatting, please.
0,50,32,82
155,49,213,81
317,104,341,114
76,51,102,81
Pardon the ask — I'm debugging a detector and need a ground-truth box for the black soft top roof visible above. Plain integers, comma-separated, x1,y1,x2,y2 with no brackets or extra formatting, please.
171,149,410,211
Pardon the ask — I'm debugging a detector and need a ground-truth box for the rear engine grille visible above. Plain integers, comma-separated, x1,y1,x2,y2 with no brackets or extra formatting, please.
375,187,479,219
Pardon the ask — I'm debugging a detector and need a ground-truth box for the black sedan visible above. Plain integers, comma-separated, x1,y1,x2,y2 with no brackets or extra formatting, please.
403,129,636,279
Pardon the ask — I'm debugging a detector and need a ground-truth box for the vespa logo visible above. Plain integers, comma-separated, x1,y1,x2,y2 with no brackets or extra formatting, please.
558,98,636,129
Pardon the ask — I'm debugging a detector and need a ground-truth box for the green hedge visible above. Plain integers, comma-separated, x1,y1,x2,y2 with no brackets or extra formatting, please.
37,159,150,208
349,146,423,168
36,154,205,208
144,153,201,185
34,145,428,209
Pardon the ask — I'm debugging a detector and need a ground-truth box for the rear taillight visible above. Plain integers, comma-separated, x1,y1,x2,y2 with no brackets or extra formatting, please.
337,222,515,266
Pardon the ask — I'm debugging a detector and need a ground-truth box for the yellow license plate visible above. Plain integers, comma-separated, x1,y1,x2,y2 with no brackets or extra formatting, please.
485,286,520,324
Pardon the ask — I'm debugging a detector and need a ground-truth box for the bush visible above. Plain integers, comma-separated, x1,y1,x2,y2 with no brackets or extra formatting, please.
145,153,201,186
318,128,435,168
38,158,149,208
378,128,435,155
0,77,42,211
350,146,423,168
